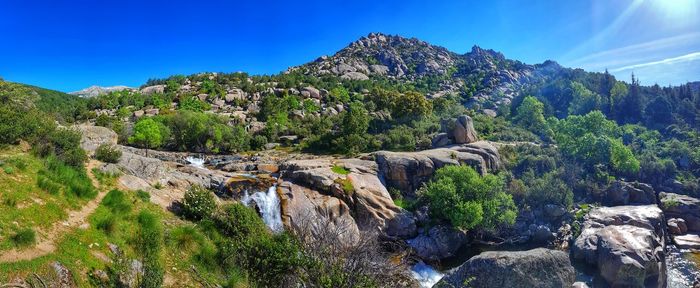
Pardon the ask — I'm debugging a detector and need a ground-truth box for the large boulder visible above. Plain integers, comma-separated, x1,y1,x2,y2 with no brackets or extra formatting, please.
452,115,478,144
437,248,575,288
139,85,165,95
374,141,500,195
572,205,666,287
75,125,118,155
278,181,360,244
279,159,416,239
604,181,656,206
660,192,700,232
407,225,467,261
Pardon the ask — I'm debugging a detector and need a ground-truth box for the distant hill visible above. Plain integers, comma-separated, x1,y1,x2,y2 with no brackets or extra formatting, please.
69,85,133,98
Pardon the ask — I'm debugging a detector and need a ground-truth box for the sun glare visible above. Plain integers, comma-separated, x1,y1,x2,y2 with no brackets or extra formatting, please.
649,0,699,19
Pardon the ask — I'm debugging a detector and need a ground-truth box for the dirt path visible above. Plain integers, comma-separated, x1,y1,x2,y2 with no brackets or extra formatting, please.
0,160,107,263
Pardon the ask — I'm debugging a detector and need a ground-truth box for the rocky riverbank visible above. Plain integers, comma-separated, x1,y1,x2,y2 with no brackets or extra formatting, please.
77,122,700,288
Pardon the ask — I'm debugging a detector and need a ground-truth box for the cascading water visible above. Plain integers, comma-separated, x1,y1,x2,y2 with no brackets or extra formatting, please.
242,185,284,233
411,262,444,288
186,156,206,168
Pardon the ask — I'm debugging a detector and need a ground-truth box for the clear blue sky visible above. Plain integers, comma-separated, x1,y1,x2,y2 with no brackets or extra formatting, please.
1,0,698,92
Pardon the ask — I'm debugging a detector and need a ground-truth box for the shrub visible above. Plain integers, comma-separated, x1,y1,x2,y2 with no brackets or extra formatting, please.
3,166,13,174
181,185,217,221
96,214,118,235
421,165,517,231
12,228,36,247
41,155,96,199
94,144,122,163
214,203,266,239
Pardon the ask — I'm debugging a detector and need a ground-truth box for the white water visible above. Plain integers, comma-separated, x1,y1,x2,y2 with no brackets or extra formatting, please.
242,185,284,233
186,156,206,168
411,262,444,288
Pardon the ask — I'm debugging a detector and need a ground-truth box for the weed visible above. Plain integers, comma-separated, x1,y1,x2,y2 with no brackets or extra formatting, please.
11,228,36,247
331,165,350,175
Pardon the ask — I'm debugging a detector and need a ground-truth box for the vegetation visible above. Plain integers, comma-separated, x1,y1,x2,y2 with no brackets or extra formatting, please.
421,165,517,231
94,144,122,163
181,185,217,221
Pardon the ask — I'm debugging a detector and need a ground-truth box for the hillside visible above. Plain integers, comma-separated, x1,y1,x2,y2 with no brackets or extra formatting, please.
1,32,700,287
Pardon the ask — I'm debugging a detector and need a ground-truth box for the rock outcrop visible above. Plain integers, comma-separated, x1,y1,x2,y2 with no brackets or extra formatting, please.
278,158,416,239
603,180,656,206
572,205,666,287
437,248,575,288
660,192,700,232
374,141,501,195
452,115,478,144
76,125,118,155
406,225,467,261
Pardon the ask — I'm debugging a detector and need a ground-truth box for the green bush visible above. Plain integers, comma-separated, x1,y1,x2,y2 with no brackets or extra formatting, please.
94,144,122,163
421,165,517,231
40,155,96,199
214,203,266,239
34,128,87,168
12,228,36,247
96,214,118,235
181,185,217,221
331,165,350,175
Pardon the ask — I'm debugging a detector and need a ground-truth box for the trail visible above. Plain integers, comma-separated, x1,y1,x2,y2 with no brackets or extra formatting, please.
0,160,106,263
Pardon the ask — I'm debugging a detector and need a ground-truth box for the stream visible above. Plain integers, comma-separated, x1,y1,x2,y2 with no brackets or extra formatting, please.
241,185,284,233
186,156,206,168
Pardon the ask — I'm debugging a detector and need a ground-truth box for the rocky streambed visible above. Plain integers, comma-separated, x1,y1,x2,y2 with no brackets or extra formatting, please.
78,124,700,287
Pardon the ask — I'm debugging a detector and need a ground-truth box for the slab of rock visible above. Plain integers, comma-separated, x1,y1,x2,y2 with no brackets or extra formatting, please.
572,205,666,287
437,248,575,288
660,192,700,232
673,234,700,250
279,159,416,239
374,141,500,195
278,181,360,244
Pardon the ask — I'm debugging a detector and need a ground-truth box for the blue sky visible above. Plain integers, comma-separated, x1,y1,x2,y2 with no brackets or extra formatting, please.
0,0,698,92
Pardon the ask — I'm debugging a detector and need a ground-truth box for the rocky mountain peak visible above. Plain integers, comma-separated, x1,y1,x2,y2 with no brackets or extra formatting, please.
70,85,133,98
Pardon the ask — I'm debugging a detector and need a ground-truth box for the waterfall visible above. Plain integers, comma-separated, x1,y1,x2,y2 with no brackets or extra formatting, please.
242,185,284,233
411,262,444,288
186,156,206,168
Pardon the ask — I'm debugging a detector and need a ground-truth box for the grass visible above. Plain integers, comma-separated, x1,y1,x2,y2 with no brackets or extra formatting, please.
335,178,355,196
136,190,151,202
11,228,36,248
331,165,350,175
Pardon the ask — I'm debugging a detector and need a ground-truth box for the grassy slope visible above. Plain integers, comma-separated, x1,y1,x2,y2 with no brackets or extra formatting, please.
0,146,214,287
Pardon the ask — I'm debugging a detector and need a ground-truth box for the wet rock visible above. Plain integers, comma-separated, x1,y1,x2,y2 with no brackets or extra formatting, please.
407,225,467,261
572,205,666,287
673,234,700,250
437,248,575,288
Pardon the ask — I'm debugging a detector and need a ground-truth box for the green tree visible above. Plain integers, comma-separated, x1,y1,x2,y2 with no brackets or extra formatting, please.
568,82,602,115
129,118,167,151
421,165,517,231
513,96,550,137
